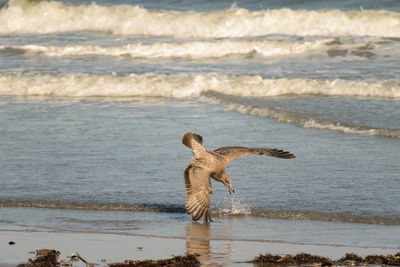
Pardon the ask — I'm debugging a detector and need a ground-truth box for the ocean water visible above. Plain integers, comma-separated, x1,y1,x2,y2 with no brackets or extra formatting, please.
0,0,400,265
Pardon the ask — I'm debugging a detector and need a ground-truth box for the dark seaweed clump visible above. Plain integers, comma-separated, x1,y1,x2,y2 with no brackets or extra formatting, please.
252,253,332,266
252,252,400,266
108,254,200,267
17,249,60,267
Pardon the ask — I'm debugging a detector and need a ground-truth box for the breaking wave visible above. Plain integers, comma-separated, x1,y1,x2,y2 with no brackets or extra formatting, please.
1,0,400,38
0,39,329,59
1,73,399,138
1,73,399,99
203,91,400,139
1,200,398,225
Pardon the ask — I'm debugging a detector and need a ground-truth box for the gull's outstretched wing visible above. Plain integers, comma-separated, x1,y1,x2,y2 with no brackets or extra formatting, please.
213,146,296,165
184,163,212,222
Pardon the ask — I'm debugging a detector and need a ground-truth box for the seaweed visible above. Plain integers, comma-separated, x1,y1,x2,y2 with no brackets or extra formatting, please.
17,249,60,267
108,254,200,267
252,253,332,266
252,252,400,266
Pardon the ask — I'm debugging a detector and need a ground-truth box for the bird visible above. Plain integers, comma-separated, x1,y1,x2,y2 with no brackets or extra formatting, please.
182,131,295,222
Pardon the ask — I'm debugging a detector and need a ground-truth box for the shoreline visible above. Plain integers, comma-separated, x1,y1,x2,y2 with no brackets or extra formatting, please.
2,229,399,267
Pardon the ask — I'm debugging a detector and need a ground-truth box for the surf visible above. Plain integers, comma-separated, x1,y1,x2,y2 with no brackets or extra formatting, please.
1,0,400,38
1,73,399,99
0,39,330,59
1,73,399,138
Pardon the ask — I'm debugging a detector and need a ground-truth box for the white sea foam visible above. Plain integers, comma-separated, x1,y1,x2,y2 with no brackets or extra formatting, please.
303,118,399,138
203,96,400,138
0,39,330,58
1,73,399,99
1,0,400,37
303,119,379,135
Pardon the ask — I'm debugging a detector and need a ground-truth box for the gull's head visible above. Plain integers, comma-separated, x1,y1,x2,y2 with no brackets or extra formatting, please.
221,172,234,194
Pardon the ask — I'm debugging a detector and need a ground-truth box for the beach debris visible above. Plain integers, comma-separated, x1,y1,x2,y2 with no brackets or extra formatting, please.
17,249,60,267
58,258,73,267
252,254,292,264
251,253,332,266
68,253,80,262
108,254,200,267
8,241,16,245
16,248,400,267
337,253,363,265
35,249,60,257
364,255,390,265
251,252,400,266
19,249,96,267
67,252,95,266
363,254,400,266
293,253,332,266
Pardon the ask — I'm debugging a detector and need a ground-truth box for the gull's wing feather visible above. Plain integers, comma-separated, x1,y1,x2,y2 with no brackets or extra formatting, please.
184,164,212,222
182,132,205,156
214,146,296,165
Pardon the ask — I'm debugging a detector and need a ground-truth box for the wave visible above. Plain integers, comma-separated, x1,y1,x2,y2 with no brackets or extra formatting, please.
0,39,330,59
2,37,397,60
1,200,399,226
1,73,399,99
302,119,398,136
1,73,399,138
1,0,400,38
203,91,400,139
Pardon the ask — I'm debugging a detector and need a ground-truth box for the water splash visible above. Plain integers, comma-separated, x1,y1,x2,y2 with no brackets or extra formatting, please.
217,195,251,216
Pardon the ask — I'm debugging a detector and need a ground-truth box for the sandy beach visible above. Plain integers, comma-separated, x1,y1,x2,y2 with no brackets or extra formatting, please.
2,223,399,266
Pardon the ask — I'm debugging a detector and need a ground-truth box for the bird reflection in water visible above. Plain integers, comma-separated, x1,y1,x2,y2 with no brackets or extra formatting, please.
185,222,211,262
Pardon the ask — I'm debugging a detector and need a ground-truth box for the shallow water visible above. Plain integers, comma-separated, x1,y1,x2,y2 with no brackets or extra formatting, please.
0,97,399,223
0,0,399,264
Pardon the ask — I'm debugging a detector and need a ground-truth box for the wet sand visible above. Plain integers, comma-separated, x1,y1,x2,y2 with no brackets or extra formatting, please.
2,225,399,267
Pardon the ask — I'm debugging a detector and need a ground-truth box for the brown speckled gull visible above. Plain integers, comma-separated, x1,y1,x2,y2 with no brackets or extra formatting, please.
182,132,295,222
